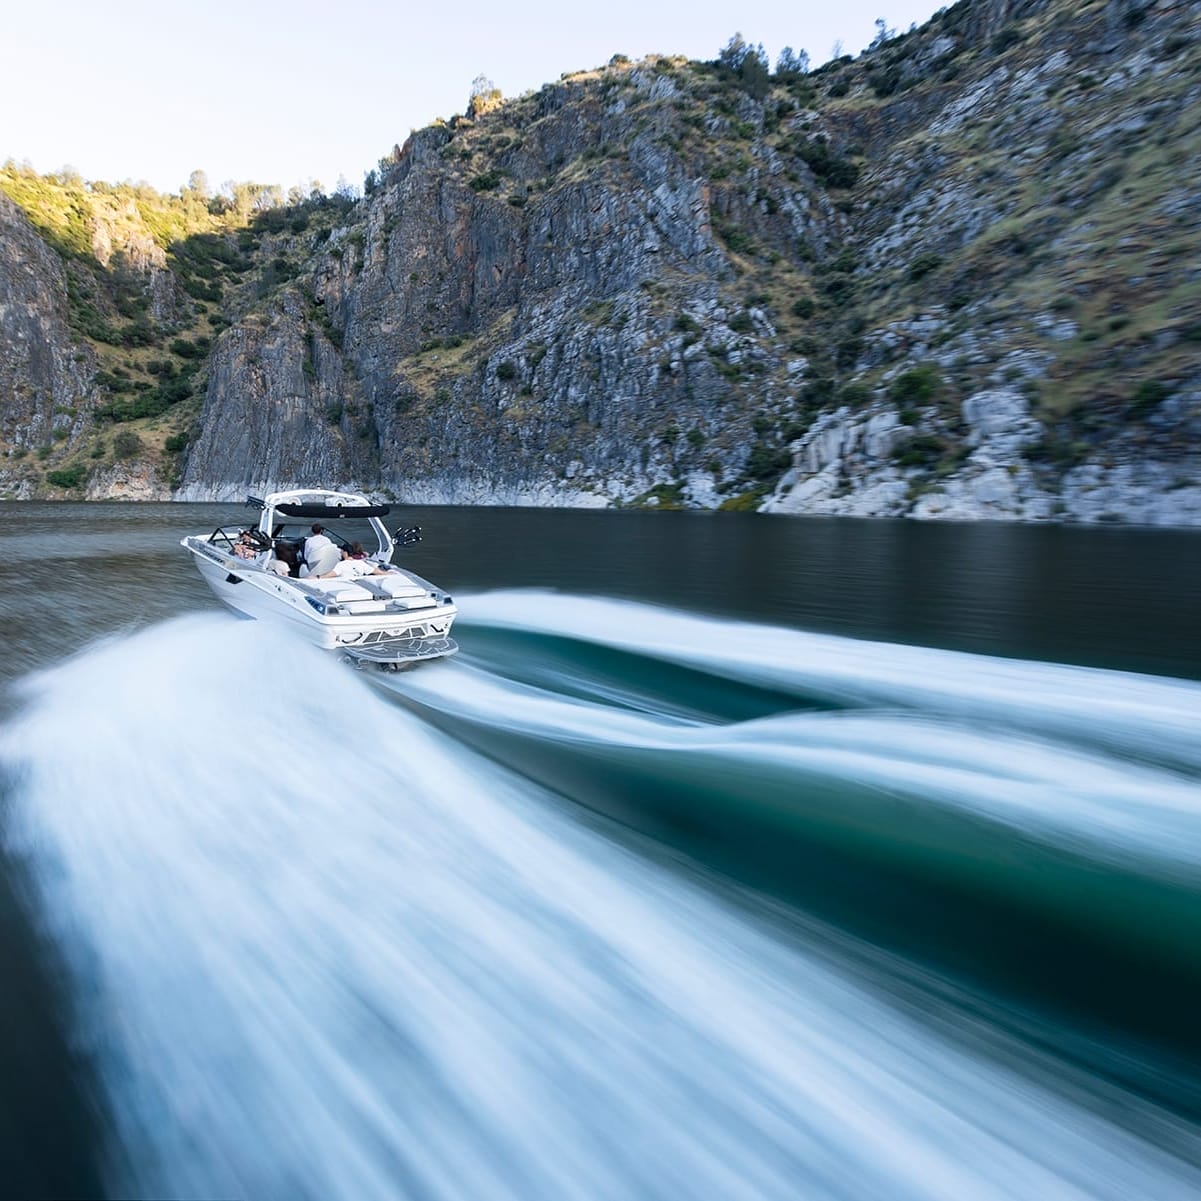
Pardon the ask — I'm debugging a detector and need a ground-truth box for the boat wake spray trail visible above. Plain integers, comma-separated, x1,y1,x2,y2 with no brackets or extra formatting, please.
458,590,1201,773
391,591,1201,1112
2,616,1200,1200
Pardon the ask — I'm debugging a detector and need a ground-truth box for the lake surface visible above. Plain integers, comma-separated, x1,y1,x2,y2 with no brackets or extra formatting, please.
2,502,1200,1199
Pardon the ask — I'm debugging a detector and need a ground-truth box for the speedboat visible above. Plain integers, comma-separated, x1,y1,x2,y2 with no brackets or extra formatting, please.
181,488,458,668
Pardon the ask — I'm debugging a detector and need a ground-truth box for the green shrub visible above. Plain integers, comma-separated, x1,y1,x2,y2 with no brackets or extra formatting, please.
868,64,903,97
795,138,859,188
718,485,770,511
746,441,792,479
1023,432,1089,469
45,464,86,489
633,482,685,509
780,416,812,441
837,337,863,369
182,275,223,302
112,430,144,459
118,320,155,348
94,394,162,422
155,370,195,406
907,252,943,281
469,172,501,192
822,273,855,301
889,364,944,407
892,434,946,468
827,248,859,274
720,225,754,255
496,360,518,381
791,295,815,319
1130,379,1170,415
991,27,1022,54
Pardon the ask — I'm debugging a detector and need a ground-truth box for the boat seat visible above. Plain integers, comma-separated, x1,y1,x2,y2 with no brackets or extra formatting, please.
368,573,429,599
303,578,376,603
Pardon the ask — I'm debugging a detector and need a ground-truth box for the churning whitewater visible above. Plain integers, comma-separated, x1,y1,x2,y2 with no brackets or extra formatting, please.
2,599,1200,1200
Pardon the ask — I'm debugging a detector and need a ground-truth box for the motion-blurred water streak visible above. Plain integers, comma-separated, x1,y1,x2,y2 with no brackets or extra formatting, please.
2,612,1200,1199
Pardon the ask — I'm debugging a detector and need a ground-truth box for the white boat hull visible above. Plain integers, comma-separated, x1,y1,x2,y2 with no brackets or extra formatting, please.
184,537,458,666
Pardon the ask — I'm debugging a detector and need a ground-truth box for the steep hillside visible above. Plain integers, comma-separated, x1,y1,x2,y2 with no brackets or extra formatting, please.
0,168,352,497
2,0,1199,523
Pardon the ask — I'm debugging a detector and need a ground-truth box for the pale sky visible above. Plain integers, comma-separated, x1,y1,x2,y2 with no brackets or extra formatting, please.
2,0,950,196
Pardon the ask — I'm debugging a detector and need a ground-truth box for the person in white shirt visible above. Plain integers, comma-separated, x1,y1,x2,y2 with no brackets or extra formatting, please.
300,524,343,576
303,523,333,565
320,542,388,579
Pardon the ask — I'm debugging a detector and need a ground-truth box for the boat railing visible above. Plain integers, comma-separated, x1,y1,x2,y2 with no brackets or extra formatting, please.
202,525,275,561
204,525,245,552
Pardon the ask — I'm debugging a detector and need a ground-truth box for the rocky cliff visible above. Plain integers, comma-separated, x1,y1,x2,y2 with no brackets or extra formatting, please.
0,194,97,493
3,0,1200,524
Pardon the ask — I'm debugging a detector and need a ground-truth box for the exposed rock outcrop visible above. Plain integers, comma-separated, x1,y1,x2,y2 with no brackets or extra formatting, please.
175,291,357,500
0,195,96,467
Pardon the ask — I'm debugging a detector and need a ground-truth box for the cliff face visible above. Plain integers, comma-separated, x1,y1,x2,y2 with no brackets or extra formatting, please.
179,289,359,498
4,0,1201,524
178,83,782,504
0,195,96,492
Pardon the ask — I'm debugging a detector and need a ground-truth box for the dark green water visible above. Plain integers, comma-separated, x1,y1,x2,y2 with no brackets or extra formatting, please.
1,503,1199,1199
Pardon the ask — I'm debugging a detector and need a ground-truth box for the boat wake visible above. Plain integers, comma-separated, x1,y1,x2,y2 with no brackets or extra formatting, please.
2,604,1200,1199
387,594,1201,1094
